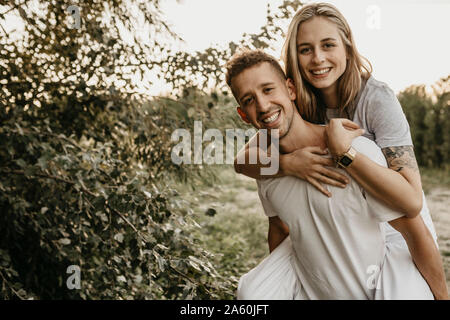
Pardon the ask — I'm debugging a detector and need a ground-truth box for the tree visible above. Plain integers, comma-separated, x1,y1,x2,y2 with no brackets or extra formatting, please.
399,76,450,168
0,0,305,299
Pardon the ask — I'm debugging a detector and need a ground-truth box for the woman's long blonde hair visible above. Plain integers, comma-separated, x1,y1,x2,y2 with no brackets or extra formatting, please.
282,3,372,124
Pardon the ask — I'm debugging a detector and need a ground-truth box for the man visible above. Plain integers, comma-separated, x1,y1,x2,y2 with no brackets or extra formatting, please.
224,49,448,299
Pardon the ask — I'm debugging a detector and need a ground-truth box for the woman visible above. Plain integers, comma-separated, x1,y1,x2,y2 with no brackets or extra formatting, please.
235,3,448,299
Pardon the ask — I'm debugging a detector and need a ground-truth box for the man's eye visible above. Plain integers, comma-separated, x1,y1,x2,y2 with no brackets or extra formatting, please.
264,87,273,93
243,97,252,105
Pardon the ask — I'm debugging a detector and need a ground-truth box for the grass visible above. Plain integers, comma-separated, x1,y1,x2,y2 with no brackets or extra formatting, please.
420,167,450,194
176,165,269,296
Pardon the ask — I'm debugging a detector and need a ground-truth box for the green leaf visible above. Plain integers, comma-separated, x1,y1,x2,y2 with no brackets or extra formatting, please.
15,159,27,168
114,233,124,243
59,238,71,245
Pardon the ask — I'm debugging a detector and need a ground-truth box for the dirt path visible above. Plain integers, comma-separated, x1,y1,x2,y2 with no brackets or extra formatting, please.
425,188,450,292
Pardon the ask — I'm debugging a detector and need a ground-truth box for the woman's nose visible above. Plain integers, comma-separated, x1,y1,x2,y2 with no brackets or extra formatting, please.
312,49,325,64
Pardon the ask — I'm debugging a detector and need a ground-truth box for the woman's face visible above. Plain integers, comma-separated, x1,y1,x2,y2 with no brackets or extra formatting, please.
296,16,348,102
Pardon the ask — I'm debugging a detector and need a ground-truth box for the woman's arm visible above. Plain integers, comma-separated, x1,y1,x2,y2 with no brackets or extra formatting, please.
235,131,349,197
388,216,449,300
234,131,284,179
347,151,422,216
268,216,289,253
326,119,423,217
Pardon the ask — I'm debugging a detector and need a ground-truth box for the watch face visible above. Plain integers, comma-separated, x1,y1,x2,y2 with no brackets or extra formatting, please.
340,155,353,167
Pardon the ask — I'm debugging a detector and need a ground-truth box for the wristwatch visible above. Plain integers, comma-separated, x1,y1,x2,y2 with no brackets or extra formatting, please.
336,146,357,168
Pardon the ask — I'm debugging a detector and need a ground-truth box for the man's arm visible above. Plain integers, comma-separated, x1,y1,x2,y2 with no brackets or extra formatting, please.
388,216,449,300
268,216,289,253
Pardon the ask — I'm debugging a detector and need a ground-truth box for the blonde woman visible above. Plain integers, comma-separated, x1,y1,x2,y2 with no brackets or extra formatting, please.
234,3,448,299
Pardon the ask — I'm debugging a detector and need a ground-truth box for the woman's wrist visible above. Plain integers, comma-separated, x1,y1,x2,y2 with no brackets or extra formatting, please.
329,142,352,158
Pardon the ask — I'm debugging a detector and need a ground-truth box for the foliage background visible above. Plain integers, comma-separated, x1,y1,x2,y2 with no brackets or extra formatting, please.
0,0,448,299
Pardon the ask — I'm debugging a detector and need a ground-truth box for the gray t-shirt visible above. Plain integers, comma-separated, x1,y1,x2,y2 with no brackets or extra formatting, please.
326,76,437,244
326,76,413,148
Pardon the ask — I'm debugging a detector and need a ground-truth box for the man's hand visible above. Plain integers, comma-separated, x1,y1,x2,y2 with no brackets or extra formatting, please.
281,146,349,197
325,119,365,157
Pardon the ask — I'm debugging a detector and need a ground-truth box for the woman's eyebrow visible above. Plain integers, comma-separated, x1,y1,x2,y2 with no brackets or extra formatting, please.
297,37,337,47
321,37,337,42
297,42,309,47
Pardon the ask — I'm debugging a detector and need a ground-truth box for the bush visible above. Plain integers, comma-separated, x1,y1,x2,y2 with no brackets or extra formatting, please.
399,76,450,169
0,0,304,299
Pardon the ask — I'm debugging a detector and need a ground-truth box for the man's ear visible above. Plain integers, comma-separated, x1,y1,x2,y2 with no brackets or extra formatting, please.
286,78,296,101
236,107,250,124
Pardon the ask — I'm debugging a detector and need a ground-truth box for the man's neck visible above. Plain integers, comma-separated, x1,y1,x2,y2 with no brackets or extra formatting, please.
278,112,327,154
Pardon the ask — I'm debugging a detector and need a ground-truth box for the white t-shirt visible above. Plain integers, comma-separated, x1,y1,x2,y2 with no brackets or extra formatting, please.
257,136,404,299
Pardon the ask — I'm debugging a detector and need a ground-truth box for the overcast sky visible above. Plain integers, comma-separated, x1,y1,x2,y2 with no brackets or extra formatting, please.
160,0,450,94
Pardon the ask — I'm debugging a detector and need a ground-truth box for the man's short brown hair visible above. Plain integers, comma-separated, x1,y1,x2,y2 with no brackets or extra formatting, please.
225,49,286,95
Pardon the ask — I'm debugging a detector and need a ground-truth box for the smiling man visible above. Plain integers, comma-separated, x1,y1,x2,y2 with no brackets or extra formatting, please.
224,49,445,300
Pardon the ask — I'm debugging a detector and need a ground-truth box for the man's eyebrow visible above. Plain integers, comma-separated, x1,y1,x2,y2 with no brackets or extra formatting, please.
297,37,337,47
260,81,276,87
238,82,276,102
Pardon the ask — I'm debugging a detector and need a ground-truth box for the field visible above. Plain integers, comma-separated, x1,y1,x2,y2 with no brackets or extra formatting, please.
182,166,450,297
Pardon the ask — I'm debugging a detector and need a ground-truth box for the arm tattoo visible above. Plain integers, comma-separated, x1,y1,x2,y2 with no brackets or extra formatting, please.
381,146,419,173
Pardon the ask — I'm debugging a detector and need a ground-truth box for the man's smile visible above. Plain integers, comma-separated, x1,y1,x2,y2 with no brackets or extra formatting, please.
260,110,281,126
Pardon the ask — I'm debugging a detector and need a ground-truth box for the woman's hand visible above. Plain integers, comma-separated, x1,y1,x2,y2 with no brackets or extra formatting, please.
281,146,349,197
325,118,365,157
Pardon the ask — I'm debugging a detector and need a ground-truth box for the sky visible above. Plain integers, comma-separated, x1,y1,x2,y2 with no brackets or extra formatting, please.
3,0,449,95
160,0,450,94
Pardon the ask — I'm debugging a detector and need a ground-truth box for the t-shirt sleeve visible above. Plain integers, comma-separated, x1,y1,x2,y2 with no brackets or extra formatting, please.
256,179,278,217
365,83,413,148
365,193,404,222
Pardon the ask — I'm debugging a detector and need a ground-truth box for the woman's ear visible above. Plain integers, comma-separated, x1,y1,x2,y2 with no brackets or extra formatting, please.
286,78,296,100
237,107,250,124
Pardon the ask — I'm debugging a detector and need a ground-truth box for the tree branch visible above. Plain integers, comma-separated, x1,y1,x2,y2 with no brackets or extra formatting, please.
1,168,147,241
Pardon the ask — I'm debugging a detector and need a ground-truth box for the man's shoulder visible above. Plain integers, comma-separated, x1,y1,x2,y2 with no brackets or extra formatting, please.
256,175,299,187
256,175,306,198
351,136,387,167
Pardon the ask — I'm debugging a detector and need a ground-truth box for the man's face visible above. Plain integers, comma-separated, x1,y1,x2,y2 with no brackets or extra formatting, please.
231,62,296,139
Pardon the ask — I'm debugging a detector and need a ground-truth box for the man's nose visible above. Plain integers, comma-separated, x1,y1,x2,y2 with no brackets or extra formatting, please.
255,94,271,113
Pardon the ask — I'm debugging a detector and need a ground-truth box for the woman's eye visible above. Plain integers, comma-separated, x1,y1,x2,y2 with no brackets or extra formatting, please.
299,47,310,54
324,43,336,49
264,87,273,93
